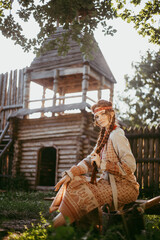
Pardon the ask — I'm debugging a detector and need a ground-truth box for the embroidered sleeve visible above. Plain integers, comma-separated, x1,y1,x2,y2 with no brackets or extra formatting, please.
106,160,132,175
65,156,93,179
106,128,136,175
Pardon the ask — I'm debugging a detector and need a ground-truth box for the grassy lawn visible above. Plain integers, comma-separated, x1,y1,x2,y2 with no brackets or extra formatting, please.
0,190,56,235
0,191,55,221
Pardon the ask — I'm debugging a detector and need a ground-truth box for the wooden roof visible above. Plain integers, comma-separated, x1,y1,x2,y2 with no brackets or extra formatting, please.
29,27,116,85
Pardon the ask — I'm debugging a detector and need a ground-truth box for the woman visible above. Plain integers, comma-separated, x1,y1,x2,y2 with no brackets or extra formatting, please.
50,100,139,227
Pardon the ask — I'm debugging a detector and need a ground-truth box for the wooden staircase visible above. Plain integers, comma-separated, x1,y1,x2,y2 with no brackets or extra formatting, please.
0,122,13,159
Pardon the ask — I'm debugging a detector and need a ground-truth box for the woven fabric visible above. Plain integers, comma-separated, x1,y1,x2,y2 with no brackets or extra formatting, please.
58,176,112,222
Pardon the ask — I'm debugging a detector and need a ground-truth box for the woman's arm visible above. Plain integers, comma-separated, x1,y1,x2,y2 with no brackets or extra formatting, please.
54,148,97,191
105,128,136,176
65,155,93,179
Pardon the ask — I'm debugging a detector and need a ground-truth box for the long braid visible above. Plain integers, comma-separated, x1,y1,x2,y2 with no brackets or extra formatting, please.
96,127,105,147
90,99,116,184
90,113,115,184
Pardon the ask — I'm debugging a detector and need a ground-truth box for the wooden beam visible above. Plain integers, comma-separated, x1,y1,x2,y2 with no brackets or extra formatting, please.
12,70,17,105
1,73,8,129
17,69,23,104
0,104,23,111
30,67,83,81
41,87,46,117
0,121,10,143
23,68,30,110
109,83,114,102
53,69,59,106
82,64,90,102
7,71,12,106
0,74,3,106
98,76,103,100
0,139,12,159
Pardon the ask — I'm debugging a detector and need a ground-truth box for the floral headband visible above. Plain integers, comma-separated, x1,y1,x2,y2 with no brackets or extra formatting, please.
93,106,112,114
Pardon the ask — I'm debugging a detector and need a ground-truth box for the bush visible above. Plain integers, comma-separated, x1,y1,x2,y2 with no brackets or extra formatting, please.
0,174,29,191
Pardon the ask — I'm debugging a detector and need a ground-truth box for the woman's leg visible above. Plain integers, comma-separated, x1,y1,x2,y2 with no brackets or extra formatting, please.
53,213,66,228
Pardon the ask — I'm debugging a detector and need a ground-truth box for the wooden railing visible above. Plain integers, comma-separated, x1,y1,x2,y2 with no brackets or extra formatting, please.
0,121,13,160
28,95,96,105
27,95,95,117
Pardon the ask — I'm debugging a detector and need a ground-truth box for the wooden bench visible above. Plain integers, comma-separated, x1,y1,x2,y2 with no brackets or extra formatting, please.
44,196,160,214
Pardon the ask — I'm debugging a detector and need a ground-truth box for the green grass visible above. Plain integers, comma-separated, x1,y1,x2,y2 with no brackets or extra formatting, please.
0,191,55,221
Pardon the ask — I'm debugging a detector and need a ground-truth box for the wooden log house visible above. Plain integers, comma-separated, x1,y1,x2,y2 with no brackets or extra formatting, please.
0,27,116,189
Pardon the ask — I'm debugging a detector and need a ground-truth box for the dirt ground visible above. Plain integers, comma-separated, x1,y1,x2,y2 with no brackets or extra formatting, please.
0,219,39,239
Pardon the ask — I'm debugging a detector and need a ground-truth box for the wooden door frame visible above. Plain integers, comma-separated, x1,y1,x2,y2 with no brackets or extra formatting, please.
36,144,58,187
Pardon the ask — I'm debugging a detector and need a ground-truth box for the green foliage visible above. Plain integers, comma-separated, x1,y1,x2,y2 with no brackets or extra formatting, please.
0,0,11,17
0,1,159,57
7,214,160,240
7,215,126,240
138,215,160,240
7,213,51,240
0,0,117,57
116,0,160,45
118,49,160,127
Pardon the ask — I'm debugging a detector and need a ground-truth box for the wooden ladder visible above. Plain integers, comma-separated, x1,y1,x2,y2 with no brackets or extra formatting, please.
0,122,13,159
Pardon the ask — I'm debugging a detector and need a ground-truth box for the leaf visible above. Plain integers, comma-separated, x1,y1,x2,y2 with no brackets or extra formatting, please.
127,18,131,23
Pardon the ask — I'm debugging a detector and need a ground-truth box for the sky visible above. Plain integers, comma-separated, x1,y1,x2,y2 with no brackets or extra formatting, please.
0,7,159,108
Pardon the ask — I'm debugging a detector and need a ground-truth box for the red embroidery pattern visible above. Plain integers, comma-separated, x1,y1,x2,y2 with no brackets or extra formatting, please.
94,106,112,113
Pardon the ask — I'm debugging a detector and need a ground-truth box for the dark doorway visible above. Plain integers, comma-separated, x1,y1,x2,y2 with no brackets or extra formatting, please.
37,147,56,186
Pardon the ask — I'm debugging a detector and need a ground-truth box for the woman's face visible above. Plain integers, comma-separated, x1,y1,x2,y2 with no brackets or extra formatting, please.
94,110,110,128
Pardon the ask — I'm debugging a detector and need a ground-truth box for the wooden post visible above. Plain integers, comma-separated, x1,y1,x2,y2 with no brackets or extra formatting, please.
41,87,46,117
137,127,143,189
82,64,89,102
17,69,23,104
23,68,31,118
7,71,12,106
59,88,64,105
53,69,59,106
1,73,8,129
0,74,3,107
98,76,103,100
149,126,154,189
109,84,114,103
12,70,17,105
144,127,149,189
154,126,160,192
20,68,25,104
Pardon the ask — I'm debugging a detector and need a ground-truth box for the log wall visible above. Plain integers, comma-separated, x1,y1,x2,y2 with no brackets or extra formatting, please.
11,112,97,189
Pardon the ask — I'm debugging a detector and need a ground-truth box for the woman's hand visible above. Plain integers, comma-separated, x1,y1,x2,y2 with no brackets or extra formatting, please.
91,152,101,168
54,175,71,191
